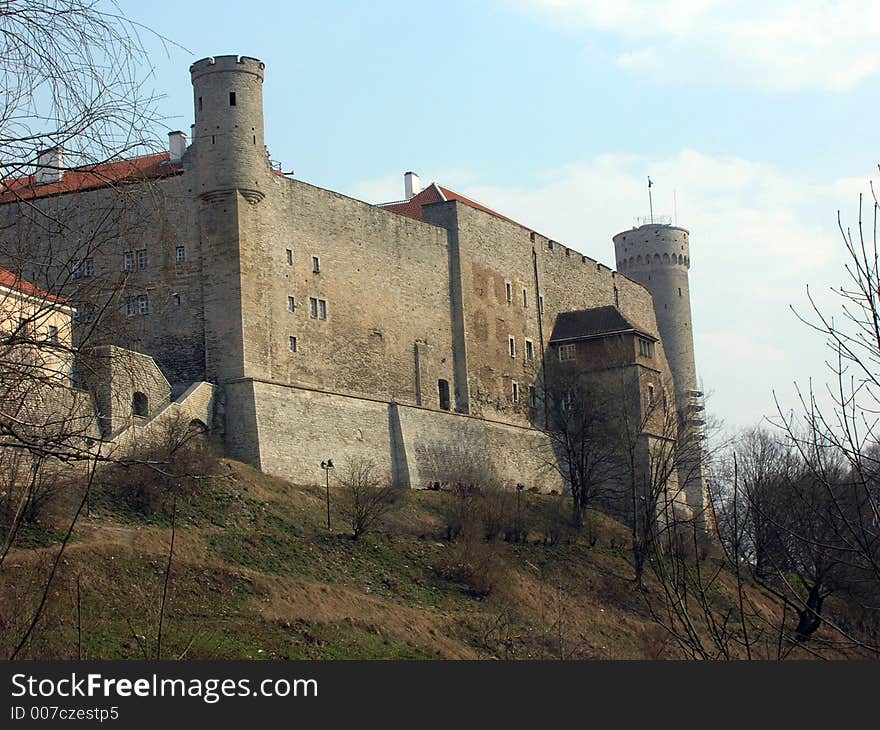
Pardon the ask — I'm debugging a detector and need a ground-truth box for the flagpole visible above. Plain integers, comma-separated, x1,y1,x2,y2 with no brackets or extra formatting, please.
648,176,654,224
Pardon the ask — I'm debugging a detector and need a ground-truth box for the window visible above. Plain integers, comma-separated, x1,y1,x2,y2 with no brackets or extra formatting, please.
132,392,148,418
525,339,534,361
508,336,516,358
528,385,537,408
47,325,58,343
72,258,94,279
638,338,653,358
172,292,181,306
289,336,298,352
505,281,512,304
137,294,150,315
123,252,134,272
137,249,147,270
438,379,451,411
309,297,327,320
198,96,203,112
558,343,576,362
647,383,655,405
522,288,528,307
286,249,293,265
124,297,135,317
229,91,237,106
560,393,571,412
75,304,95,323
312,256,320,273
512,381,519,403
539,295,544,315
175,246,186,263
287,296,296,312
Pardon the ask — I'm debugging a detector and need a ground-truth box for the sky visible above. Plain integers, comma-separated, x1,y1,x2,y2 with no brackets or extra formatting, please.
123,0,880,431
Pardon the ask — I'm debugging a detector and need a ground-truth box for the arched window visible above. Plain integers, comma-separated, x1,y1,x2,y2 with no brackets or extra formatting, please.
132,391,149,418
636,255,642,264
663,253,670,264
438,379,451,411
653,253,661,264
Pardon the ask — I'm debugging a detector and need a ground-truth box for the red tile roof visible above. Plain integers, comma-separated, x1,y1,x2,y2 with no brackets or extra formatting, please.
0,152,182,203
381,182,525,229
0,267,66,305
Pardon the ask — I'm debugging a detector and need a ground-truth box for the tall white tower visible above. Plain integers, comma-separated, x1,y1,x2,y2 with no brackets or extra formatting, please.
613,222,707,524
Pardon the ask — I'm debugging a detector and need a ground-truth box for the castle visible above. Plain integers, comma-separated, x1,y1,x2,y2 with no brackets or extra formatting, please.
0,55,707,521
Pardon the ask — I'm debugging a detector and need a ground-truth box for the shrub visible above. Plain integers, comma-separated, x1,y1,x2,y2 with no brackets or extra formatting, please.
435,526,506,597
103,416,216,515
337,457,401,539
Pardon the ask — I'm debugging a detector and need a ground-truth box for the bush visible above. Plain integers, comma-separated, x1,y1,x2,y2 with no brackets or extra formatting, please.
102,417,216,515
337,458,401,539
435,526,506,597
541,495,578,546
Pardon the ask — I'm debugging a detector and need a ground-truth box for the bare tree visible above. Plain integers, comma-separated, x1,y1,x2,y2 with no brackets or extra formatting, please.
543,373,622,528
337,457,401,539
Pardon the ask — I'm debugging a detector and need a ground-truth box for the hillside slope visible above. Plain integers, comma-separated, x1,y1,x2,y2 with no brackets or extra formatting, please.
0,458,809,660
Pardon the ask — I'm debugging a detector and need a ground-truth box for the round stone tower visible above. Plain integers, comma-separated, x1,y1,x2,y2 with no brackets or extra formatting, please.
613,223,697,402
189,55,268,203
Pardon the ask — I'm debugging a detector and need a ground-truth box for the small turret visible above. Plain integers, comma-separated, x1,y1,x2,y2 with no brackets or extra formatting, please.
189,55,268,203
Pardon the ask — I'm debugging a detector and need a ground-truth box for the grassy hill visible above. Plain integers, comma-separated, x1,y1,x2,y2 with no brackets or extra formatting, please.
0,456,838,660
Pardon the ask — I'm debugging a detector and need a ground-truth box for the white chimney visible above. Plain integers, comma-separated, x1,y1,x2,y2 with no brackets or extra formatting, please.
35,147,63,185
404,171,420,200
168,131,187,162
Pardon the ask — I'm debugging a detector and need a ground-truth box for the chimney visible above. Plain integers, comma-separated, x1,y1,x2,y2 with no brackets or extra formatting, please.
35,147,63,185
168,131,187,162
404,171,420,200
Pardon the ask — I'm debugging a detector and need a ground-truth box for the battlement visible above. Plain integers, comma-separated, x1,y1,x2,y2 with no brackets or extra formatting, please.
190,55,265,81
613,223,690,272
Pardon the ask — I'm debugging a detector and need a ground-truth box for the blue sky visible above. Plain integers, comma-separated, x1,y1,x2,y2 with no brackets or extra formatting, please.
126,0,880,431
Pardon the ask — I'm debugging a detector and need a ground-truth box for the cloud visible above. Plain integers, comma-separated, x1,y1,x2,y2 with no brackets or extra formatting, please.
352,150,872,428
510,0,880,91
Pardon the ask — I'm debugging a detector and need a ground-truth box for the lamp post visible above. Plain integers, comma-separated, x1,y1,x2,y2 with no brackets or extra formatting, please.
321,459,334,530
516,483,525,542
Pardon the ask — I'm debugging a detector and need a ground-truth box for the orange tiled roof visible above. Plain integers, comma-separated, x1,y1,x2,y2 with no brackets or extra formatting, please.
381,182,525,229
1,152,182,203
0,267,66,304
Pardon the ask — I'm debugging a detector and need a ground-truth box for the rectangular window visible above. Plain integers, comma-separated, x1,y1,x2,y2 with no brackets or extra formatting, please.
47,325,58,343
229,91,237,106
309,297,327,320
522,288,528,307
287,295,296,312
137,249,147,270
124,297,135,317
558,343,576,362
74,304,95,323
286,249,293,265
289,336,298,352
137,294,149,315
528,385,537,409
539,295,544,315
312,256,320,274
525,339,534,361
508,336,516,358
647,383,655,405
512,381,519,404
175,246,186,263
505,281,512,304
172,292,181,306
639,338,654,358
72,258,94,279
123,252,134,272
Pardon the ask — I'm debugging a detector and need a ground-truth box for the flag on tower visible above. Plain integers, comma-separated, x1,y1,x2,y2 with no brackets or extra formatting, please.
648,176,653,188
